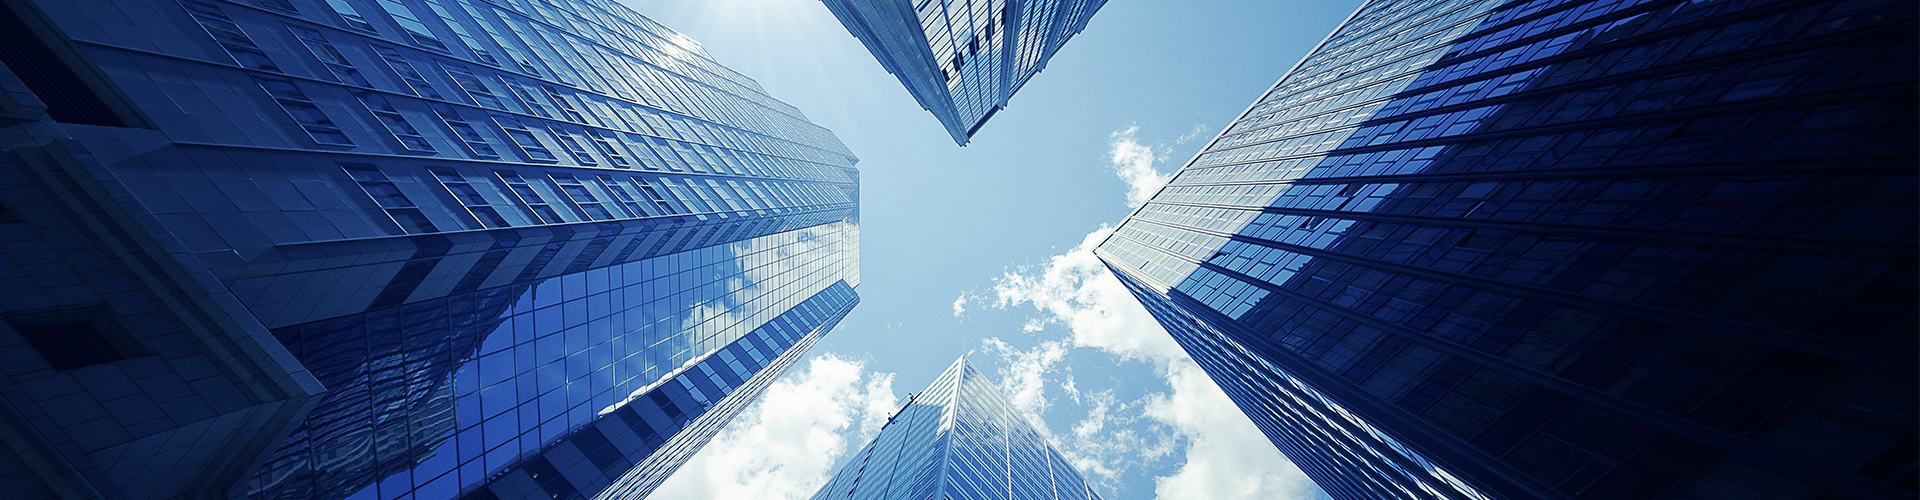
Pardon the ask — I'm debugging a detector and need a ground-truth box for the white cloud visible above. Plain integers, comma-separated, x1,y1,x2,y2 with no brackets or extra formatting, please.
989,222,1322,500
1175,123,1212,145
982,338,1070,421
648,353,897,500
990,225,1184,364
952,293,970,318
1147,362,1319,500
1108,127,1174,209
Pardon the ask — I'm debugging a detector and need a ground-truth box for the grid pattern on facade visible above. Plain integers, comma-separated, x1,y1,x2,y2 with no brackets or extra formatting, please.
819,0,1108,144
1095,0,1916,498
810,357,1103,500
0,0,863,498
466,281,859,500
244,220,857,500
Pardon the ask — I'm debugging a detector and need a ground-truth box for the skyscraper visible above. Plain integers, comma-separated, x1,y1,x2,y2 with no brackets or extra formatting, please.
0,0,858,498
1094,0,1916,498
819,0,1107,145
810,357,1103,500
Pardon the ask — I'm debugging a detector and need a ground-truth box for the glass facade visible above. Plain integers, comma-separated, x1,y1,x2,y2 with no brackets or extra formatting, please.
1094,0,1917,499
810,357,1103,500
820,0,1107,145
0,0,858,499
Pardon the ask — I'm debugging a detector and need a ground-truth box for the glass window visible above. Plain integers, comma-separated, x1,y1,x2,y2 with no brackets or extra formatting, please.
439,60,505,109
343,164,437,233
320,0,378,32
500,78,551,117
429,102,498,157
248,73,355,146
489,113,557,162
371,45,444,99
542,86,587,123
548,173,615,221
495,170,565,223
628,177,681,215
583,129,629,167
287,24,370,86
594,175,652,217
373,0,448,52
428,168,511,228
653,177,712,214
544,125,597,165
352,90,435,152
178,0,280,71
457,0,539,74
421,0,496,65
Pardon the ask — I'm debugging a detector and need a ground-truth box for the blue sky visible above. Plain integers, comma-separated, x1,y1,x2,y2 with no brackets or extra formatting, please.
621,1,1355,498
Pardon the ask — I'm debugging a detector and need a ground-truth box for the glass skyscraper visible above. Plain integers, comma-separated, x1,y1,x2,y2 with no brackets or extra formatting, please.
1094,0,1916,498
0,0,858,499
819,0,1107,145
810,357,1103,500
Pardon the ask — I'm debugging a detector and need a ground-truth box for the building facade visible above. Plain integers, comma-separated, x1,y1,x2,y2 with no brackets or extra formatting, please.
819,0,1106,145
1094,0,1917,498
810,357,1103,500
0,0,860,498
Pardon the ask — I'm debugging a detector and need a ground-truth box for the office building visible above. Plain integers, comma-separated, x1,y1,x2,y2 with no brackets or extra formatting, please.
810,356,1102,500
819,0,1107,145
1094,0,1916,498
0,0,860,498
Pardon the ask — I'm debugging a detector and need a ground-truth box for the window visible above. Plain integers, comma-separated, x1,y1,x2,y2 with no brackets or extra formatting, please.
579,98,621,129
495,170,564,223
691,144,733,174
6,304,148,371
728,181,767,210
711,148,748,174
545,125,597,164
542,86,586,123
439,60,504,109
421,0,495,65
642,136,688,171
697,179,741,212
429,102,497,157
636,109,671,138
629,177,681,215
503,16,572,82
549,173,615,220
319,0,377,32
500,78,550,117
456,0,538,74
489,113,556,161
769,183,802,208
541,31,606,92
352,90,433,152
287,24,369,86
595,175,653,217
666,140,709,172
584,129,629,166
653,178,712,214
373,0,447,52
371,45,443,99
255,0,298,16
342,164,437,233
178,0,279,71
754,182,790,209
429,168,511,228
250,73,355,146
